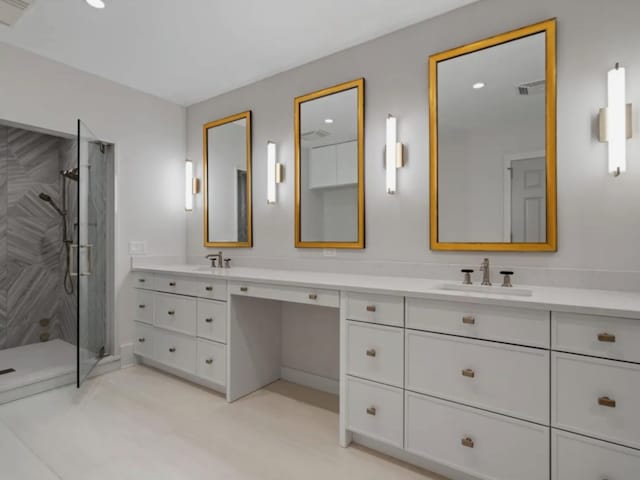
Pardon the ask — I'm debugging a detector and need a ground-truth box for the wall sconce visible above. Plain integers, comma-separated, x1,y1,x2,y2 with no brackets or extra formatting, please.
267,141,284,204
386,114,404,194
185,160,200,211
599,63,633,176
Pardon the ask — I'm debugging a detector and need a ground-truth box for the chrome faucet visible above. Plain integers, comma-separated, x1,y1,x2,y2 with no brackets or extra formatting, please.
480,258,491,286
205,251,223,268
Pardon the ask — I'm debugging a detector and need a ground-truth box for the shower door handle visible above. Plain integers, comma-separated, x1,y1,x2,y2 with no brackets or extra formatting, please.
79,244,94,277
69,243,79,278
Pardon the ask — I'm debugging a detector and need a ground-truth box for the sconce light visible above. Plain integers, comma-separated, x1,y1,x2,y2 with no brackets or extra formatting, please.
267,141,284,204
185,160,200,211
599,63,632,176
386,114,404,194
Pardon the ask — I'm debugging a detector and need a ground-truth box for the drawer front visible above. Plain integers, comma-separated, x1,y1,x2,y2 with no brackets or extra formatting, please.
406,392,550,480
229,282,339,308
153,293,196,336
406,330,549,424
552,352,640,449
346,376,403,448
134,322,153,357
134,290,154,325
406,298,550,348
196,339,226,386
347,321,404,388
193,279,227,302
132,272,153,289
153,329,196,374
197,299,227,343
552,429,640,480
553,312,640,363
345,292,404,327
153,275,200,297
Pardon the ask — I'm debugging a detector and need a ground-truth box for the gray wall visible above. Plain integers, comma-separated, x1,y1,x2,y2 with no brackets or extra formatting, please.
186,0,640,292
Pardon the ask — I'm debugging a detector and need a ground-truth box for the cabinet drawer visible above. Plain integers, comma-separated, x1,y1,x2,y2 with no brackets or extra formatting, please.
132,272,153,289
153,275,199,297
134,322,153,358
406,331,549,424
552,312,640,363
229,282,339,308
134,290,154,325
197,299,227,343
406,298,549,348
406,392,549,480
347,321,403,388
552,429,640,480
346,376,403,448
153,329,196,374
193,279,227,302
153,293,196,336
552,352,640,449
345,292,404,327
196,339,226,386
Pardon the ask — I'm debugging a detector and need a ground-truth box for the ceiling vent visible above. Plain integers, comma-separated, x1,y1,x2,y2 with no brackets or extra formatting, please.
0,0,33,27
301,130,330,142
517,79,545,96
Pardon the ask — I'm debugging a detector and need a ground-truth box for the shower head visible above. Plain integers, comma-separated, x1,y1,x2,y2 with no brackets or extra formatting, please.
38,192,65,216
60,168,79,181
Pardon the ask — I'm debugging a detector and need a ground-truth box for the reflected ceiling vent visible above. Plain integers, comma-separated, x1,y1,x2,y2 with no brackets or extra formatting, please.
301,129,330,141
0,0,33,27
517,79,545,96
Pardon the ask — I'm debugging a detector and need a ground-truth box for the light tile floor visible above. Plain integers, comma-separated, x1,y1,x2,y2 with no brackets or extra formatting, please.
0,366,443,480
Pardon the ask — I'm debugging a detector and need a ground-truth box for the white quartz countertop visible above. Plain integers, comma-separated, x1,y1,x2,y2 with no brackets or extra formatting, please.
132,264,640,319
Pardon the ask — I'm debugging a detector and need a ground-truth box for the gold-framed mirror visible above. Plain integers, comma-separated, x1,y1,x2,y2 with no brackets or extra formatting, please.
429,19,557,252
294,78,365,249
203,111,252,248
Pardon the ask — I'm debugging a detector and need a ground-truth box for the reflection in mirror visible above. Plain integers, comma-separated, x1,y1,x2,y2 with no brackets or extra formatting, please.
295,79,364,248
430,19,556,251
203,111,252,247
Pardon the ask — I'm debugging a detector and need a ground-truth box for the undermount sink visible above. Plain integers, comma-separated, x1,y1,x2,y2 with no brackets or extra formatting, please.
437,283,533,297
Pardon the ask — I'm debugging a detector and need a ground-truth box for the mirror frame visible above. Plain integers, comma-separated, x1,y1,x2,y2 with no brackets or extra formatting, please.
429,19,557,252
294,78,365,249
202,110,253,248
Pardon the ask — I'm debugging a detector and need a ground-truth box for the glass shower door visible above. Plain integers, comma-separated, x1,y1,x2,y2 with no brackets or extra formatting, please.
76,120,107,387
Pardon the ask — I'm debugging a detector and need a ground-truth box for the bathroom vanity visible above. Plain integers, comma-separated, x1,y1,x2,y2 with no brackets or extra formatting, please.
131,264,640,480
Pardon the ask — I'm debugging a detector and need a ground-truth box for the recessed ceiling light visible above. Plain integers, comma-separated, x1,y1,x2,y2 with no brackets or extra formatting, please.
324,118,334,124
472,82,486,89
86,0,105,9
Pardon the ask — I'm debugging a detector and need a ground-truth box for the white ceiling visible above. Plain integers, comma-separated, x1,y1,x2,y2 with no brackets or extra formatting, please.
0,0,477,106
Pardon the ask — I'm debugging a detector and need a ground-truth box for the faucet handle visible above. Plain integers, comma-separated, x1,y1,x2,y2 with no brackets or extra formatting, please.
500,270,514,288
461,269,474,285
224,258,231,268
205,254,217,268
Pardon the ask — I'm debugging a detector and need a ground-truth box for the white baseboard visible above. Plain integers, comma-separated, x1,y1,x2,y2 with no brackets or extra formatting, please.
119,343,135,368
139,357,225,395
280,367,339,395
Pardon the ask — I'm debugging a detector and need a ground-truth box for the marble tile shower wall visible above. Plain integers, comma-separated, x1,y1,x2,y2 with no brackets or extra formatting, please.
0,126,77,349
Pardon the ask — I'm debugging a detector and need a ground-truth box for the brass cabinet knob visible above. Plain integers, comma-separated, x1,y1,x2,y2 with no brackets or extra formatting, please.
461,437,475,448
205,286,213,292
308,293,318,300
205,358,214,365
138,304,146,309
240,286,248,292
598,396,616,408
462,315,476,325
366,349,377,357
462,368,475,378
205,318,214,323
366,305,377,312
169,347,176,353
168,310,175,316
366,407,377,416
138,338,145,343
597,333,616,343
169,282,176,287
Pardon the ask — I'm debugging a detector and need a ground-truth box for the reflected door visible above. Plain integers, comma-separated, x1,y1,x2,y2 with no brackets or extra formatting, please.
510,156,546,242
77,119,107,387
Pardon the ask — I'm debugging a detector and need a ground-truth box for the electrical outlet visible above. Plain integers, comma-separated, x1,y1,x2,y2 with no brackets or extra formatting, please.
323,249,336,257
128,241,147,256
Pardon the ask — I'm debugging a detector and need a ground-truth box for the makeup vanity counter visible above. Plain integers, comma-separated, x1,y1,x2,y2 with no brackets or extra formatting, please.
130,265,640,480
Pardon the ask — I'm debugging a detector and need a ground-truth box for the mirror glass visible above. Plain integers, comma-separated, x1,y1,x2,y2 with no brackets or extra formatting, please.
295,79,364,248
431,20,556,251
203,112,252,247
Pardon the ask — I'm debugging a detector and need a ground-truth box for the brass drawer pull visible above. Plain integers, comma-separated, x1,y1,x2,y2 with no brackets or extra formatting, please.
205,286,213,292
138,278,146,283
138,338,145,343
205,358,214,365
169,282,176,287
461,437,475,448
308,293,318,300
205,317,214,323
240,287,248,292
598,396,616,408
462,316,476,325
462,368,475,378
366,349,377,357
597,333,616,343
169,347,176,353
168,310,175,316
366,407,377,416
138,304,146,309
366,305,376,312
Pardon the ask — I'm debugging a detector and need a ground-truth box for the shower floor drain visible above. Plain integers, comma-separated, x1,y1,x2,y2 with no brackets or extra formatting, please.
0,368,16,375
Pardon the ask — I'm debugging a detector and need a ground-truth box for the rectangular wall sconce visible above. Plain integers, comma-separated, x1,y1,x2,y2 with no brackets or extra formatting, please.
267,141,284,204
386,114,404,194
185,160,200,211
599,63,633,176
